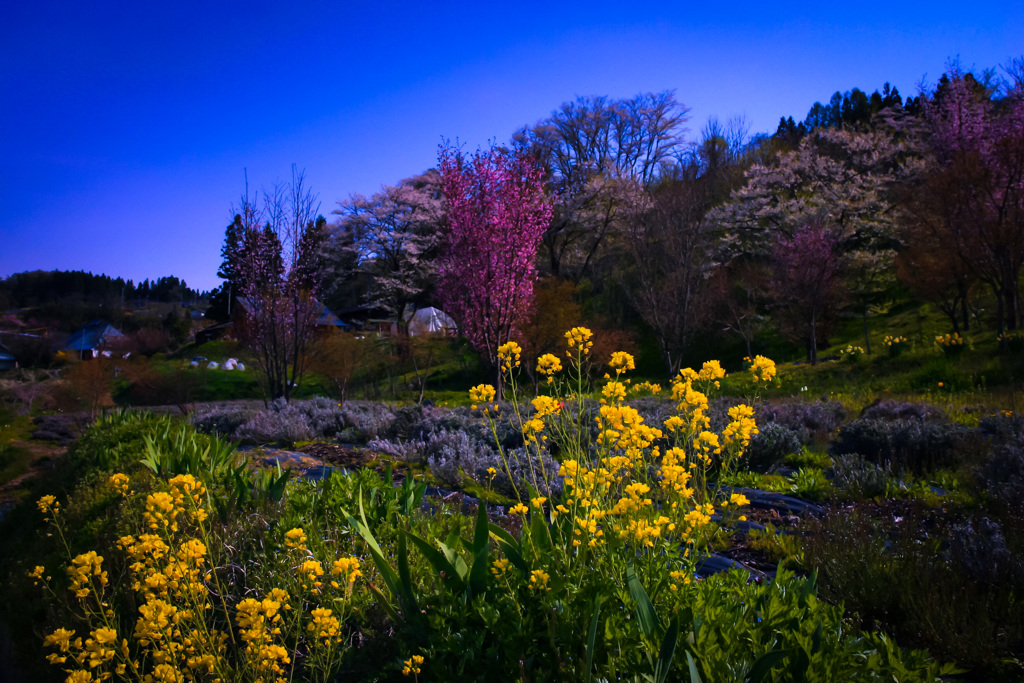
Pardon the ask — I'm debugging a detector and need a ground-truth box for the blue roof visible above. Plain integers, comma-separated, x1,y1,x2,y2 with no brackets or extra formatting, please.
63,321,125,351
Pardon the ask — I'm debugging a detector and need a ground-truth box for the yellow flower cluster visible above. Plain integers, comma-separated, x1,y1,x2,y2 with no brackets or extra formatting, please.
28,564,47,585
618,515,675,548
934,333,964,349
109,472,132,496
307,607,342,643
699,360,726,384
609,351,635,374
535,353,563,380
748,355,776,383
839,345,865,361
596,404,663,460
670,371,710,432
331,557,362,594
490,557,511,579
498,341,522,372
529,569,550,591
402,654,425,676
668,569,692,591
142,474,207,534
630,381,662,396
531,395,562,419
564,326,593,356
284,527,307,551
67,551,107,600
722,404,758,454
236,591,291,681
37,494,58,521
300,559,325,592
469,383,496,411
601,380,627,403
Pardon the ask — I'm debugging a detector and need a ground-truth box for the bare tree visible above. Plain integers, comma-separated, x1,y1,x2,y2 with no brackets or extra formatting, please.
232,167,325,402
622,165,716,375
516,91,689,283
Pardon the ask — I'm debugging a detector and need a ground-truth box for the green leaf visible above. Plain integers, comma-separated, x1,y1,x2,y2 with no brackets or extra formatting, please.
626,565,660,638
585,596,603,683
654,615,680,683
471,499,490,554
488,523,521,550
686,652,703,683
397,532,417,612
799,570,818,607
467,502,490,596
530,511,552,553
744,649,789,683
489,523,528,573
405,531,465,593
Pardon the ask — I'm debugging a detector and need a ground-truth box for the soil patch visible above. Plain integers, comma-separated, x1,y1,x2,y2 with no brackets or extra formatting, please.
296,443,373,469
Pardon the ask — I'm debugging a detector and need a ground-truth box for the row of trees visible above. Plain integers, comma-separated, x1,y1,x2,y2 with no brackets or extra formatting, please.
218,58,1024,399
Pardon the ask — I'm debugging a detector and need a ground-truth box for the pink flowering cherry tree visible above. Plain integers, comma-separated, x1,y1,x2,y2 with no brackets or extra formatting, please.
437,144,552,394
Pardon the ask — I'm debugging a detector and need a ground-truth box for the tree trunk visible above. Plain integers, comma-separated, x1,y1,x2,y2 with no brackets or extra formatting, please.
959,280,970,332
809,311,818,365
862,306,871,356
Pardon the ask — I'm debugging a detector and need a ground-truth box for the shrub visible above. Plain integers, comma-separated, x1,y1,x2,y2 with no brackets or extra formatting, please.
757,399,846,439
978,410,1024,447
235,406,314,446
977,443,1024,513
744,422,804,473
190,404,253,437
801,503,1024,678
337,402,399,442
827,453,893,499
830,417,981,475
859,399,944,422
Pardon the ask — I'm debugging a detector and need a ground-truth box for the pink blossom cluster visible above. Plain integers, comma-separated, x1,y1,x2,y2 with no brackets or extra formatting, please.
437,145,552,368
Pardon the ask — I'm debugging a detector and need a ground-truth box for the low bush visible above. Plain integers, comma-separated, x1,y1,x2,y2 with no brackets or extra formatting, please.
830,416,983,475
744,421,804,473
800,503,1024,679
827,453,894,499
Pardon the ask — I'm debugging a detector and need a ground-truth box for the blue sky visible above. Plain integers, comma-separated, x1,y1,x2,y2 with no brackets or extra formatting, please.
2,1,1022,292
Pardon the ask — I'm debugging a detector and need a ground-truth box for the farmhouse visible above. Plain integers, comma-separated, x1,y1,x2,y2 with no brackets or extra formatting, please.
63,320,125,359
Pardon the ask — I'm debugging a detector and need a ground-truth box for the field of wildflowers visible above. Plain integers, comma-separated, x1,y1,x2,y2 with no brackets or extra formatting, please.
5,328,1004,681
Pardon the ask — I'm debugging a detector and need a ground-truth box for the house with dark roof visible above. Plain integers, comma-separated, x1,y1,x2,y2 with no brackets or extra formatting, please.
63,321,125,359
195,298,347,345
0,340,15,370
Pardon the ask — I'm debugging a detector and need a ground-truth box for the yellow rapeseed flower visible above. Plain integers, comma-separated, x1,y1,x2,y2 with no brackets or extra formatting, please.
565,327,594,355
749,355,776,383
497,341,522,372
402,654,425,676
469,384,496,405
609,351,635,374
284,527,307,550
536,353,563,379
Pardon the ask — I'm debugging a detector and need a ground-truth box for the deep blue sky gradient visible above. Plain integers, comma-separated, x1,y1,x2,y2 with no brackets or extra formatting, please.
2,1,1022,291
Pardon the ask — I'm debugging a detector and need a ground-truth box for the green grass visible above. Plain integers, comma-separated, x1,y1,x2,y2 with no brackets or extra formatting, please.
0,408,38,488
